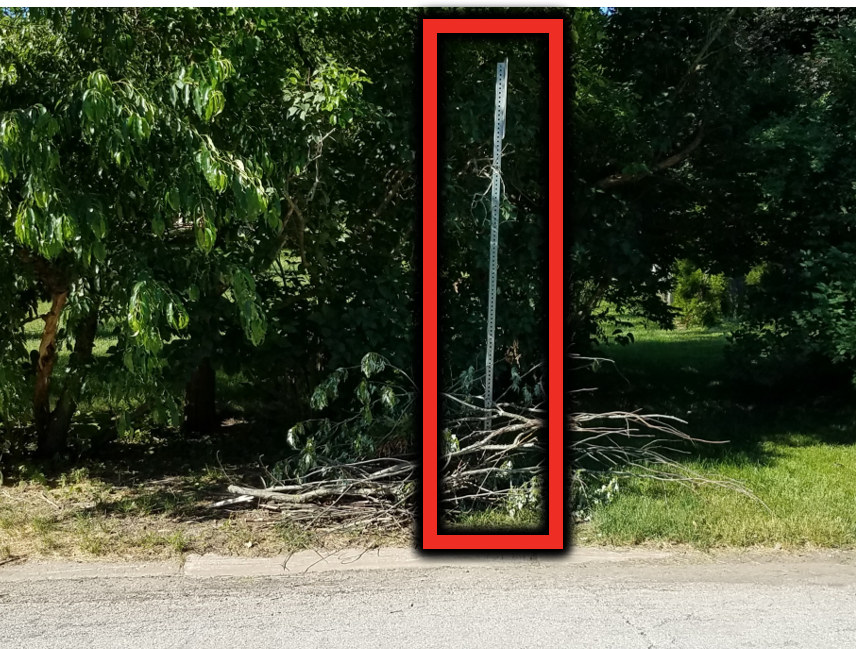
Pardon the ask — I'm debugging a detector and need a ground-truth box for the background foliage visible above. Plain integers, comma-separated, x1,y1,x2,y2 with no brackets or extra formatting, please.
7,7,856,501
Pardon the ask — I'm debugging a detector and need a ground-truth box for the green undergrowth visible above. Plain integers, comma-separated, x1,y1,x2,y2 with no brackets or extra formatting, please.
575,318,856,549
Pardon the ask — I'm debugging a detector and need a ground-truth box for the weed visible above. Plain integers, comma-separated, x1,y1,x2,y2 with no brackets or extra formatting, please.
115,491,190,517
166,530,190,554
79,534,107,555
59,467,90,489
30,515,58,535
275,519,318,551
138,532,167,549
16,463,47,485
452,507,542,532
0,510,20,531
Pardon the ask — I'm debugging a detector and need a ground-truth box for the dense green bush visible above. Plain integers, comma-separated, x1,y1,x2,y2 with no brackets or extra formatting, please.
672,260,732,328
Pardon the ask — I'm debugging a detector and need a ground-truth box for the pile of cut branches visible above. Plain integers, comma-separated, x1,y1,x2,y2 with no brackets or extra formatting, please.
220,355,757,531
221,457,416,533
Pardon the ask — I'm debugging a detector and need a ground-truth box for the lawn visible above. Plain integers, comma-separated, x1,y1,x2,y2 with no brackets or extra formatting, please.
0,428,406,562
4,298,406,562
575,320,856,549
11,310,856,555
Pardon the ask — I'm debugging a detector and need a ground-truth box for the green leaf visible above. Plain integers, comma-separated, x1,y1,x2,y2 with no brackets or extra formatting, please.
92,240,107,262
361,352,385,378
380,385,397,410
194,216,217,253
152,212,165,237
166,299,189,330
286,423,304,449
165,190,180,211
310,386,328,411
357,380,370,405
116,412,129,436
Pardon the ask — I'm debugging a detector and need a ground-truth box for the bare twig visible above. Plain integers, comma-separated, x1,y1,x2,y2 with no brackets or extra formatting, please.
209,494,256,509
224,355,762,530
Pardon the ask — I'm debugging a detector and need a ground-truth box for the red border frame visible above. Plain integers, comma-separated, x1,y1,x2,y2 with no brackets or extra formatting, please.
422,18,564,550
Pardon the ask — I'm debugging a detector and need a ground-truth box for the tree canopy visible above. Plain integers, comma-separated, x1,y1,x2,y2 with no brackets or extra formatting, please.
0,8,393,454
8,6,856,465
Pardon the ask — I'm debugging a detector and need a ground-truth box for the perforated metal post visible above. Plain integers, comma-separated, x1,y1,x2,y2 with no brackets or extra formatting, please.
484,58,508,430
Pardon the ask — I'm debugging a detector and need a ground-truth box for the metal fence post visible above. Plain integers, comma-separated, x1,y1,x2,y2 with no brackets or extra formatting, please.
484,58,508,430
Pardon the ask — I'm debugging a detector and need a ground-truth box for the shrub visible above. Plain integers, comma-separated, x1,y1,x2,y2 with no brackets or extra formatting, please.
672,259,732,328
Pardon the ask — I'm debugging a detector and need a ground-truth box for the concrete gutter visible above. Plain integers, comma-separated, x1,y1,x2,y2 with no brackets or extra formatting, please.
0,547,669,582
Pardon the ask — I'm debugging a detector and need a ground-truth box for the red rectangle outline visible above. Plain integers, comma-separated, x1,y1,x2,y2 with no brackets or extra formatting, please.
422,18,564,550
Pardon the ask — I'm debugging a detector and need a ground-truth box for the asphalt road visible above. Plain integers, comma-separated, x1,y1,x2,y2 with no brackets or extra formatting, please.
2,550,856,648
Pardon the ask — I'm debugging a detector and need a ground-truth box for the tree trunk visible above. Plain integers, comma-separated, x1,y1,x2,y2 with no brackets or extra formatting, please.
34,291,68,456
46,305,100,451
184,357,217,435
34,299,101,457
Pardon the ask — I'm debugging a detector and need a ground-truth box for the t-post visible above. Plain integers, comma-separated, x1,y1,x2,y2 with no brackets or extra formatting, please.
484,57,508,430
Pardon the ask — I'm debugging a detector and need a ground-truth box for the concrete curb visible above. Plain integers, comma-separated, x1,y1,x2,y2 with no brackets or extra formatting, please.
0,560,180,582
0,547,669,582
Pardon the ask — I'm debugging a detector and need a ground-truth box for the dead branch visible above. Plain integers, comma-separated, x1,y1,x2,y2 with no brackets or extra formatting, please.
223,355,762,530
227,484,395,503
209,494,256,509
595,122,705,190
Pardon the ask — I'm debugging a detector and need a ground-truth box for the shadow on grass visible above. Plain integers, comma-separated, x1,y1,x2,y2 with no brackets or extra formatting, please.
578,325,856,468
9,414,301,525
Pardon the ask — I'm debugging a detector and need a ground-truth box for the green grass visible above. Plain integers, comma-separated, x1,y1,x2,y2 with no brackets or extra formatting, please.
113,491,194,517
30,515,59,535
165,530,190,553
452,508,543,532
584,445,856,548
21,295,856,549
275,519,319,551
74,511,112,555
577,318,856,549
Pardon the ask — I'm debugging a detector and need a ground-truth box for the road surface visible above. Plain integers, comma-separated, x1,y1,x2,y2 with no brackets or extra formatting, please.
2,548,855,648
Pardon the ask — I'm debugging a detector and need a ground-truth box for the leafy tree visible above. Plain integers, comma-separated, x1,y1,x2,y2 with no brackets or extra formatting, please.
207,8,420,426
0,8,372,455
728,11,856,385
572,8,764,348
582,8,856,390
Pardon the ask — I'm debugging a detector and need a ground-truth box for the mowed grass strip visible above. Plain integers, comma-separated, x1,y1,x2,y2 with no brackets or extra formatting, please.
578,445,856,548
0,469,406,561
577,320,856,549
